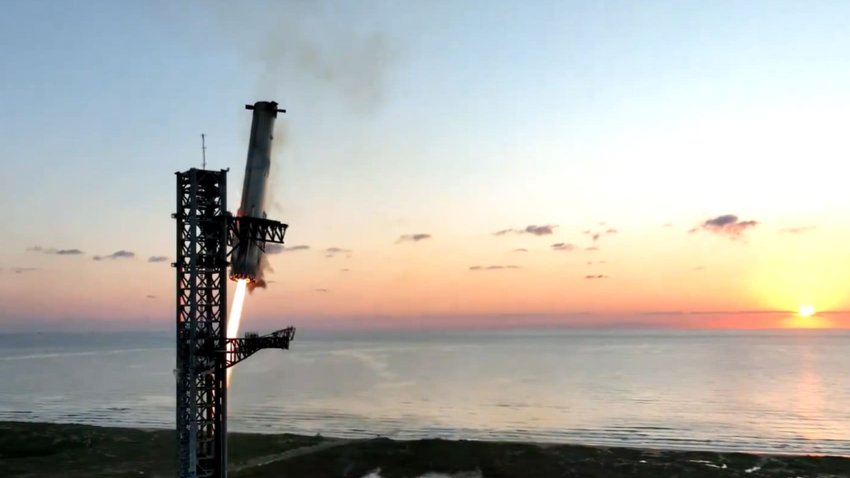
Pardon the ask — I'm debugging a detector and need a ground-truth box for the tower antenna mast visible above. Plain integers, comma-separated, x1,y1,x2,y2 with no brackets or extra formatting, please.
201,134,207,170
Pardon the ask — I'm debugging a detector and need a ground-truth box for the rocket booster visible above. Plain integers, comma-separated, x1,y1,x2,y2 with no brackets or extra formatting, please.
230,101,285,285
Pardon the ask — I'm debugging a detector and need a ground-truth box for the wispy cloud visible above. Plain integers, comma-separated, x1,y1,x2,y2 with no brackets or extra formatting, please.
551,243,576,252
325,247,352,258
56,249,84,255
586,261,607,265
267,244,310,254
583,227,618,242
315,288,329,292
27,246,84,256
11,267,39,274
512,248,528,252
340,268,350,272
493,224,557,236
585,274,608,279
691,214,758,239
396,233,431,243
469,265,521,271
779,226,816,234
585,246,600,251
93,250,135,261
146,295,156,299
148,256,169,263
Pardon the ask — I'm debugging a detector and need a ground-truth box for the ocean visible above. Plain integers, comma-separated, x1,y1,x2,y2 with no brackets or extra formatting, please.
1,329,848,455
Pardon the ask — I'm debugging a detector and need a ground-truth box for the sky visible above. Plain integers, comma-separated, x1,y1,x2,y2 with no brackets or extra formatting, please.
2,0,850,331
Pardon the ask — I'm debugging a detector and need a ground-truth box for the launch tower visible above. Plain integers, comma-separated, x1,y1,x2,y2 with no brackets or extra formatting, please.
174,102,293,478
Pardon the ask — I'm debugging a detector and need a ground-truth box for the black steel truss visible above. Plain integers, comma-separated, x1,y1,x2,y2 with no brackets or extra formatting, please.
175,168,295,478
175,169,229,478
225,328,296,368
226,215,288,255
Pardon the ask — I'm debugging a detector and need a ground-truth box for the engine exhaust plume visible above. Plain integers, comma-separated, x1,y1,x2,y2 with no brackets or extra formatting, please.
226,278,249,385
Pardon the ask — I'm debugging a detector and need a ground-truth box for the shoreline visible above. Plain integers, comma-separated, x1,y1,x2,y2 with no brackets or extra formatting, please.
3,421,850,477
4,416,842,458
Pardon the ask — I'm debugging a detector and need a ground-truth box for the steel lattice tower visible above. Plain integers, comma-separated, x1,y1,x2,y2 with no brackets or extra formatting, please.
174,168,294,478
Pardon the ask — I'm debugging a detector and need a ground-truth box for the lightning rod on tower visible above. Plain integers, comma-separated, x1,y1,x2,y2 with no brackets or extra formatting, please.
201,133,207,170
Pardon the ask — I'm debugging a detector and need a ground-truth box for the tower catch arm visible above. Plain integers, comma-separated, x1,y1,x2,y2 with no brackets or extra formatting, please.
225,327,296,368
226,215,288,255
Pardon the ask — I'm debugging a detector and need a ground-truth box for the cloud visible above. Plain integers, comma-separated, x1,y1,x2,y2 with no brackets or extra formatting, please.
146,295,156,299
551,243,576,252
585,246,600,251
27,246,84,256
315,288,329,292
93,250,135,261
512,248,528,252
340,268,350,272
148,256,169,263
780,226,816,234
586,261,607,265
266,244,310,254
583,227,617,242
585,274,608,279
12,267,39,274
693,266,706,271
493,224,557,236
325,247,352,258
396,233,431,243
692,214,758,239
469,265,521,271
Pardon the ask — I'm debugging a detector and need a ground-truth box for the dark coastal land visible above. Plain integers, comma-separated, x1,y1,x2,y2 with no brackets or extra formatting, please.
2,421,849,478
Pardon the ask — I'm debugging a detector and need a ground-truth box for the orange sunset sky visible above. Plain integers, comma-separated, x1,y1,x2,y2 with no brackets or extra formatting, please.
2,1,850,331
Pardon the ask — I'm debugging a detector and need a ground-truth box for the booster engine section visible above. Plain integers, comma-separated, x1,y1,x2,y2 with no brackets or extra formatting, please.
230,101,285,286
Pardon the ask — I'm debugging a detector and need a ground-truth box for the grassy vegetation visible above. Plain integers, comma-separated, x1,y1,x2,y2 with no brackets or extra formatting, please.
234,437,850,478
0,421,323,478
2,421,849,478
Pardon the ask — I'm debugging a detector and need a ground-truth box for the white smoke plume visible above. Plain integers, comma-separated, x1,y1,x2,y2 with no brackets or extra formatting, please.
207,1,399,289
207,0,400,112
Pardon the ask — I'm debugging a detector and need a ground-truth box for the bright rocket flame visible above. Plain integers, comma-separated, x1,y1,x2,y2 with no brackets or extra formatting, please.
226,279,249,385
228,279,249,339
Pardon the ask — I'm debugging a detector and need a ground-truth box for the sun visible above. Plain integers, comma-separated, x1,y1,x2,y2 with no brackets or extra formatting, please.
784,305,830,328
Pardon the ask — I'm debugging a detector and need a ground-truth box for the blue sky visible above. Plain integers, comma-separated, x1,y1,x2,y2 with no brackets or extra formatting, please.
2,1,850,330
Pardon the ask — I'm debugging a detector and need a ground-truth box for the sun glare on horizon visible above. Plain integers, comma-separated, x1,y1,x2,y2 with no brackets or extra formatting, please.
784,304,831,329
799,305,816,318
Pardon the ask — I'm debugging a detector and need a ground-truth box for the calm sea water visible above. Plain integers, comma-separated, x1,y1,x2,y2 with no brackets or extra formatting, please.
1,329,849,455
